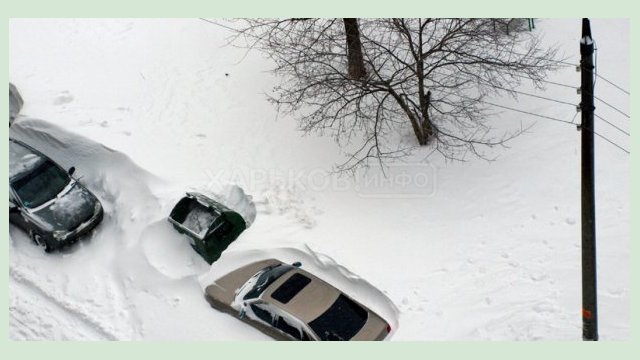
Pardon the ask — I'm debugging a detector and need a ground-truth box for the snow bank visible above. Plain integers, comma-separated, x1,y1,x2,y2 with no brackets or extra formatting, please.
10,117,163,215
9,145,42,179
9,118,259,340
10,82,24,123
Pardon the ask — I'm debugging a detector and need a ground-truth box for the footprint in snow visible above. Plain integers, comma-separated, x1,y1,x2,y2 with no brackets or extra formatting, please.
53,91,74,105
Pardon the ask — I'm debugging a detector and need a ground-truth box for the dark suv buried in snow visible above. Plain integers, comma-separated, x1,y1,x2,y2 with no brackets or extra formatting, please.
9,138,104,252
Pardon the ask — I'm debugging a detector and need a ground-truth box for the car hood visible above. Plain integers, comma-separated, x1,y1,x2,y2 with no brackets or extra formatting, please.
32,183,98,231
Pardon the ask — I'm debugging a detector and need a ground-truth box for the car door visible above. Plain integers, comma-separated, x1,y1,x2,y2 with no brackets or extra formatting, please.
272,313,312,341
249,302,276,325
9,188,29,230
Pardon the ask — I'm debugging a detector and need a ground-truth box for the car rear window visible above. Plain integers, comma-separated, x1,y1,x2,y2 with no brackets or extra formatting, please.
308,294,369,341
270,273,312,304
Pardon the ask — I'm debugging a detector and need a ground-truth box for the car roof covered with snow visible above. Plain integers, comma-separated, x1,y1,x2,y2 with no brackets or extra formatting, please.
9,138,46,181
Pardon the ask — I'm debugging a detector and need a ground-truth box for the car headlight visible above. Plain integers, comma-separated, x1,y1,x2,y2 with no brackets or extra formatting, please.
53,230,68,241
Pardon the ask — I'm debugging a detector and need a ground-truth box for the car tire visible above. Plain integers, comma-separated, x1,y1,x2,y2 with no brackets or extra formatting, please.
30,231,51,253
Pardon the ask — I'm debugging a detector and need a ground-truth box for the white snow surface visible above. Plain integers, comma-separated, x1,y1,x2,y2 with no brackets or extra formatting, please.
9,141,43,179
9,19,629,340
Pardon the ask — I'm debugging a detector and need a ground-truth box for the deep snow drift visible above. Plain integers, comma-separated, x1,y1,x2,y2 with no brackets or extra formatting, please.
9,118,263,339
8,18,629,340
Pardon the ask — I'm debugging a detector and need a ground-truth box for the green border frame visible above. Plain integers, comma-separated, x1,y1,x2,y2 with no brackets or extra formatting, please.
3,1,636,358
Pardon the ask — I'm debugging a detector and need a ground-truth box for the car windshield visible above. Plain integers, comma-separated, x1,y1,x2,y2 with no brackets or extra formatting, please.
243,264,295,300
308,294,369,341
12,160,70,208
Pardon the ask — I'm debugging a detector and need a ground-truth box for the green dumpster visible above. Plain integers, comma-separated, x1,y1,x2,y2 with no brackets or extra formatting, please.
168,192,247,264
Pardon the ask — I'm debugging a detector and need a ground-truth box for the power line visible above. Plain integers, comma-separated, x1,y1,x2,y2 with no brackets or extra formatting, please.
481,100,575,124
420,58,628,154
435,65,580,92
593,42,598,88
593,94,630,119
458,71,628,122
512,74,630,119
479,100,630,154
594,131,630,154
438,69,629,121
586,45,628,119
570,110,580,124
595,74,630,95
511,73,630,125
535,77,577,90
493,85,578,107
594,113,630,136
507,50,579,67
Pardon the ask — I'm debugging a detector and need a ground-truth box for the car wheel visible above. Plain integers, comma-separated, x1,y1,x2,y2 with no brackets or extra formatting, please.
30,231,51,253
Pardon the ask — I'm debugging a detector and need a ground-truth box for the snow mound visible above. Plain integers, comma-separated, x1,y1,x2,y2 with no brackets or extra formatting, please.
10,117,163,212
199,245,400,336
52,90,74,106
186,183,257,227
10,82,24,122
140,220,210,279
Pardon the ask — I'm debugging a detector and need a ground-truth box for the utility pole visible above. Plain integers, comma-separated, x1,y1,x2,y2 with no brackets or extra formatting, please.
580,18,598,341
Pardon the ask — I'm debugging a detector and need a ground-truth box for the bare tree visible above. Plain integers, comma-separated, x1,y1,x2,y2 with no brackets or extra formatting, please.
222,18,559,171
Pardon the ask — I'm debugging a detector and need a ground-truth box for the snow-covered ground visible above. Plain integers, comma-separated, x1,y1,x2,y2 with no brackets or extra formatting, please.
8,18,630,340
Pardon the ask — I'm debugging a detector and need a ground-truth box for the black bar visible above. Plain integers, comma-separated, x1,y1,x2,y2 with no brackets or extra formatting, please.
580,18,598,341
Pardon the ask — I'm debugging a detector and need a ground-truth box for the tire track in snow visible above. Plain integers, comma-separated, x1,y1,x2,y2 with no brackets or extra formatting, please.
10,280,109,340
10,268,120,340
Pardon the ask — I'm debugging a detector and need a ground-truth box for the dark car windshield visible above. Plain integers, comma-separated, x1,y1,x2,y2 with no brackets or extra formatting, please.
243,264,295,300
12,161,70,208
308,294,369,341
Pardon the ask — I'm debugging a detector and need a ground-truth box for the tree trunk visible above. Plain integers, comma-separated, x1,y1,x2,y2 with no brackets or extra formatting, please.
343,18,366,80
415,36,433,145
389,90,427,146
420,90,433,144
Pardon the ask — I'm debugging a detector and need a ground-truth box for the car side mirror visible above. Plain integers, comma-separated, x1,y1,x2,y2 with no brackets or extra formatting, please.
9,202,20,213
292,261,302,268
68,166,76,176
239,306,247,319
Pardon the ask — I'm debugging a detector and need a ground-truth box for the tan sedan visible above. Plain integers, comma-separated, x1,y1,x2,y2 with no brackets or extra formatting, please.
204,259,392,341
